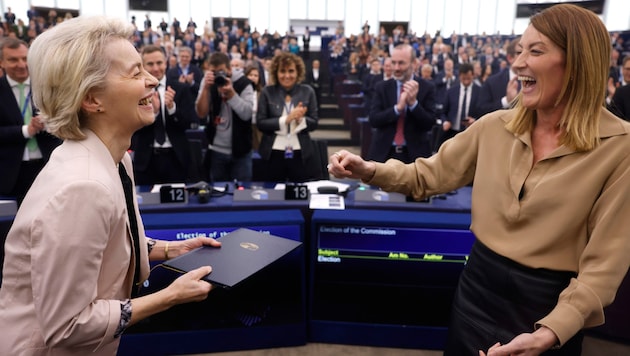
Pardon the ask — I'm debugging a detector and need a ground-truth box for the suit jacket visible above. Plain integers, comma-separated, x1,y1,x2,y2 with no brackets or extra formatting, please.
439,83,482,144
441,83,482,125
433,72,459,110
368,77,437,162
478,68,510,116
610,84,630,121
0,129,150,355
256,83,318,162
0,76,61,195
166,63,203,97
306,68,322,107
131,79,197,174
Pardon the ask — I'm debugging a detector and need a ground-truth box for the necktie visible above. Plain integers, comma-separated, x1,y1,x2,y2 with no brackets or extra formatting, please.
394,83,405,146
457,86,468,131
154,86,166,145
18,83,38,152
119,164,142,297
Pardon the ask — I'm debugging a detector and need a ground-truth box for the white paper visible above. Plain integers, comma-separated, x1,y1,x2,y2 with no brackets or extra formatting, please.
309,194,345,210
150,183,186,193
274,179,350,194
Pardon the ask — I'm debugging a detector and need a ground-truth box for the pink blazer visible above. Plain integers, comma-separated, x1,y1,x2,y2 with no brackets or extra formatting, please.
0,129,150,355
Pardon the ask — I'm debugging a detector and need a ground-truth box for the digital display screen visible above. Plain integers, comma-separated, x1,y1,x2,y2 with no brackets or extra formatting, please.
310,213,475,327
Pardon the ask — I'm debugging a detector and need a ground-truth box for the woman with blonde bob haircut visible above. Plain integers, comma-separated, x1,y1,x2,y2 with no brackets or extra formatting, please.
327,4,630,355
0,16,222,355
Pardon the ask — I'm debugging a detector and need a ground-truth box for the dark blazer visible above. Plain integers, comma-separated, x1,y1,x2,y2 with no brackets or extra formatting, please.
478,68,510,116
610,84,630,121
131,79,197,173
306,68,322,108
361,73,380,103
0,76,61,195
256,84,318,163
166,63,203,97
433,72,459,110
368,77,437,162
439,83,482,143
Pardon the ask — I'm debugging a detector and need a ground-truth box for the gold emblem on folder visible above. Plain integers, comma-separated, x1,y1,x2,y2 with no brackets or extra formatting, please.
240,242,259,251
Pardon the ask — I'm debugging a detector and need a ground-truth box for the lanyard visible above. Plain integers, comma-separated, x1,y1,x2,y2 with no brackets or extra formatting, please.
21,90,32,118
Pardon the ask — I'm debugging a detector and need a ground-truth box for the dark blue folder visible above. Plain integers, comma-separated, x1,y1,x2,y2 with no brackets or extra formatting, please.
162,228,302,289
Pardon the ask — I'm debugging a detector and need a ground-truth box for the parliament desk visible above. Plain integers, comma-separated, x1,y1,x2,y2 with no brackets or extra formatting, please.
1,186,629,353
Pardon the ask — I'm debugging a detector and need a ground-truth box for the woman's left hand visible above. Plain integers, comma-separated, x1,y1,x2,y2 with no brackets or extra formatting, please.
170,237,221,259
479,327,558,356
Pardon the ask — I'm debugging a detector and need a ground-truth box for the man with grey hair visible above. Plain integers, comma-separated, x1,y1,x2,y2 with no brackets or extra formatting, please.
368,44,436,163
166,45,203,95
0,38,60,204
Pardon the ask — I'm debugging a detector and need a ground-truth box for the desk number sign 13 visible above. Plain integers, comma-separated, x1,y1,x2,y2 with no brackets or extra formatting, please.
160,185,187,204
285,184,309,200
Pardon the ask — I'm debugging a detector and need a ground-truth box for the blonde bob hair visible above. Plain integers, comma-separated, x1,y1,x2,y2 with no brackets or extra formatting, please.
506,4,610,151
28,16,135,140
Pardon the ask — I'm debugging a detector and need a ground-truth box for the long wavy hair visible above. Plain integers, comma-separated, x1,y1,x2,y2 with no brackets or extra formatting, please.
505,4,610,151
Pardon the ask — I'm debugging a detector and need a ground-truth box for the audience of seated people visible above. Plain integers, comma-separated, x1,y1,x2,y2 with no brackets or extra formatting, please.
1,8,630,186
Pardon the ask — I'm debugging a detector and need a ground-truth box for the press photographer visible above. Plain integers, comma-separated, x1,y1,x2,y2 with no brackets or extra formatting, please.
195,52,255,182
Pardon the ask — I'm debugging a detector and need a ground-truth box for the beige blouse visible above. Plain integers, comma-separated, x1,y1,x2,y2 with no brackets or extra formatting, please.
368,107,630,345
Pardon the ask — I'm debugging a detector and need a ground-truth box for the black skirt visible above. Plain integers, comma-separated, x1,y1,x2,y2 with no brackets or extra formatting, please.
444,241,583,355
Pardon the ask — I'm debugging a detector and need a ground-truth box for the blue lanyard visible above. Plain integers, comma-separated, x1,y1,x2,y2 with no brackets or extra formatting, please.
284,101,293,116
21,91,32,118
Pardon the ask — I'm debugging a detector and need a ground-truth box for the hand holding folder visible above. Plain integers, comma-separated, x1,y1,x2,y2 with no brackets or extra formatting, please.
162,228,302,289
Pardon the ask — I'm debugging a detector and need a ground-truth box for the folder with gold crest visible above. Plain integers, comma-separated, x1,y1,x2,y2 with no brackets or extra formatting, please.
162,228,302,289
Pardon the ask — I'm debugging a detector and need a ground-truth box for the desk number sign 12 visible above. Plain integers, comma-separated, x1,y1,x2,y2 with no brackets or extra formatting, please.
160,185,187,204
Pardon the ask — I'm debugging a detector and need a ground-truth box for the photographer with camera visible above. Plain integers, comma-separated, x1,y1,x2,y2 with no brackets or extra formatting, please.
196,52,255,182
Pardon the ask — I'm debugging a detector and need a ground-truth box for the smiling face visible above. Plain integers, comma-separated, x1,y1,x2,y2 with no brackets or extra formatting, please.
391,46,413,81
513,25,567,112
97,39,158,134
0,43,29,82
278,62,297,90
142,49,167,81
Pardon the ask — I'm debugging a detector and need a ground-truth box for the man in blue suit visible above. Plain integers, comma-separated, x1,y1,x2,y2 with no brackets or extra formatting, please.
0,38,61,204
368,44,436,163
438,63,482,147
477,37,520,116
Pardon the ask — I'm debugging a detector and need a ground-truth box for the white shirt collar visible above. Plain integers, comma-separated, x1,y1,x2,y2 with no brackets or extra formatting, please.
6,76,30,88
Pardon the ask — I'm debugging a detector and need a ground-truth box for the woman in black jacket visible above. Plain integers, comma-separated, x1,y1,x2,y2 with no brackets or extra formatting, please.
256,52,320,182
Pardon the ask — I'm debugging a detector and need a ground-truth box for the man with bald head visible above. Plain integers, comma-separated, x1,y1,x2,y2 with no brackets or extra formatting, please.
368,44,437,163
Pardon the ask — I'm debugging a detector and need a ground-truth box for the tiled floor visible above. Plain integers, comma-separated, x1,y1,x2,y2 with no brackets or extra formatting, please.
183,335,630,356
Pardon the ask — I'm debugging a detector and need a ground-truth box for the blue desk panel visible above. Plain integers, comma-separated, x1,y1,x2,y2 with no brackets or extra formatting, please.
309,209,474,350
119,209,306,356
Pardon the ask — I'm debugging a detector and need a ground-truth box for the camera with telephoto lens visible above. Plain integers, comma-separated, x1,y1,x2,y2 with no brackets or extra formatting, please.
214,70,228,86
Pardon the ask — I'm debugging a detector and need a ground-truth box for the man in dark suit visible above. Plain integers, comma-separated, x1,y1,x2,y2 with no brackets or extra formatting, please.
166,46,203,97
0,38,61,204
433,58,459,114
611,84,630,121
608,56,630,120
132,45,198,186
368,44,437,163
477,37,520,116
306,59,322,110
438,63,482,147
302,27,311,59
